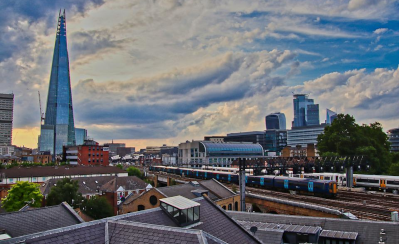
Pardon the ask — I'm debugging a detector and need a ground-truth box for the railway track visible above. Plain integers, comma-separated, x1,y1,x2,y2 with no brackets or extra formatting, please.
151,171,396,221
239,185,395,221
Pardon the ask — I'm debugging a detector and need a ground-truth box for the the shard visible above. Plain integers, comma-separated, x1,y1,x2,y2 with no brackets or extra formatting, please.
39,10,75,157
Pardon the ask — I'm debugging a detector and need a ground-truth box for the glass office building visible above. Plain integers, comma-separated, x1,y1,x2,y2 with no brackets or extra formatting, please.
75,128,87,146
265,112,286,130
292,94,320,128
326,109,337,124
39,11,75,156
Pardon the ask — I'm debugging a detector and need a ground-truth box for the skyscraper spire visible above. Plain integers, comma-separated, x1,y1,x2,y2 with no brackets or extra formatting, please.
39,11,75,157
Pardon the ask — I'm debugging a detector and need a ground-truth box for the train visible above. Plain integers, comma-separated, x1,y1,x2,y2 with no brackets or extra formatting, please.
298,173,399,191
150,166,337,198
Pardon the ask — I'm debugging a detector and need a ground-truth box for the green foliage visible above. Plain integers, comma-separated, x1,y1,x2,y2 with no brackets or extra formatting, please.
317,114,392,174
116,164,123,170
82,196,113,220
127,167,142,178
231,184,237,193
1,181,43,212
46,178,83,207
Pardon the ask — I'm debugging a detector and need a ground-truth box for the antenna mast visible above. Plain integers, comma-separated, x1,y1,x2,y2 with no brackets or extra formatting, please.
38,91,45,124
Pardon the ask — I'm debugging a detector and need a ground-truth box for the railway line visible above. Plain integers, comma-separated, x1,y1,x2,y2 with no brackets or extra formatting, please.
151,171,397,221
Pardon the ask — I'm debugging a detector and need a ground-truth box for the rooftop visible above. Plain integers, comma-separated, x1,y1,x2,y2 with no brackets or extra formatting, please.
4,196,260,244
160,196,200,210
0,202,83,238
0,165,126,178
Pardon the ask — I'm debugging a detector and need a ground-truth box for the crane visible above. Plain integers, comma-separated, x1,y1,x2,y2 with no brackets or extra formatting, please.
38,91,45,125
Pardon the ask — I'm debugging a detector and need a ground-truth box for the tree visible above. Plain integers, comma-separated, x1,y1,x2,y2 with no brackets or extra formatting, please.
116,164,123,170
317,114,392,174
82,196,113,220
127,166,142,178
1,181,43,212
46,178,83,207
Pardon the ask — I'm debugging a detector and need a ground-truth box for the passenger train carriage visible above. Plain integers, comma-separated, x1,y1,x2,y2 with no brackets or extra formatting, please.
299,173,399,191
150,166,337,198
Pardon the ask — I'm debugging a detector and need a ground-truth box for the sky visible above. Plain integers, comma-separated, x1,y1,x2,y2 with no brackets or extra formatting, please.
1,0,399,150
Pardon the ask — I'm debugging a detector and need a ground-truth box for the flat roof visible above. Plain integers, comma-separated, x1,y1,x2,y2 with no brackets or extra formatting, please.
160,195,200,210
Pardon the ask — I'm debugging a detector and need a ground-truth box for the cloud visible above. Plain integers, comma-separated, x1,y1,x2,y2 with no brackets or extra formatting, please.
72,50,296,137
348,0,379,10
374,28,389,35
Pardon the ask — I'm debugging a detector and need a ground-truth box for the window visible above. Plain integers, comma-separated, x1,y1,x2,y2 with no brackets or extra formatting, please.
149,195,158,205
228,204,232,210
138,205,145,211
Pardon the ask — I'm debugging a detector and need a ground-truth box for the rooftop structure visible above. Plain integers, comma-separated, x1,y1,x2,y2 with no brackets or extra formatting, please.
39,10,76,156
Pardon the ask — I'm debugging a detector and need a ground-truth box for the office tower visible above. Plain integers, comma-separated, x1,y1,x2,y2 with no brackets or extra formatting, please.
39,10,75,156
75,128,87,146
306,104,320,126
265,112,286,130
0,94,14,145
326,109,337,124
292,94,319,128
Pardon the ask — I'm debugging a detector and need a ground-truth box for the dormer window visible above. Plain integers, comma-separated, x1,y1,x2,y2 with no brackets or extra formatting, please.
160,196,200,227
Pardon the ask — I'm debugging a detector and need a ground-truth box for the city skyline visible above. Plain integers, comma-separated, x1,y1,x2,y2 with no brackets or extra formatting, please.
1,1,398,150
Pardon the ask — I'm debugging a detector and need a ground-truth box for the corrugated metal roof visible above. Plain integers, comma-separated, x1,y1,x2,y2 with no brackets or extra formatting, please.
160,195,201,210
320,230,358,240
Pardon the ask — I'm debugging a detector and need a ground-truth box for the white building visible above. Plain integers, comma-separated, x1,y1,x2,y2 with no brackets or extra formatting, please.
287,124,326,147
178,140,264,167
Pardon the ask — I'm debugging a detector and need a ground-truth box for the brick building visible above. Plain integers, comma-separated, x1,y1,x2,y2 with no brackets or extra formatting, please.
63,140,109,166
119,179,240,214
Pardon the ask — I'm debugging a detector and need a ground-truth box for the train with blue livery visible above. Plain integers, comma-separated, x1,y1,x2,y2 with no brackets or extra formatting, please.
150,166,337,198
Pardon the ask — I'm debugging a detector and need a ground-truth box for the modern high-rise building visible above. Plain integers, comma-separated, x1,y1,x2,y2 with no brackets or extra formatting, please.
326,109,337,124
265,112,286,130
75,128,87,146
0,93,14,146
292,94,320,128
39,11,75,156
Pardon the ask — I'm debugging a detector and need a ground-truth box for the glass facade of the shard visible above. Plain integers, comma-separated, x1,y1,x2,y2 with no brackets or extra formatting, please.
39,11,75,156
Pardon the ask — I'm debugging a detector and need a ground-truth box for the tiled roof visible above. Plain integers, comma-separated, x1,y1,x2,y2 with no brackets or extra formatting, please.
108,220,219,244
5,196,260,244
0,202,83,238
199,179,236,199
122,197,261,244
5,218,227,244
156,180,231,201
0,165,126,178
228,211,399,244
40,176,114,196
100,176,147,192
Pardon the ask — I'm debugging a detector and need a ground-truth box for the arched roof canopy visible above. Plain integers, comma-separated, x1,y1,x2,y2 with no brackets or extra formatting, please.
199,141,264,157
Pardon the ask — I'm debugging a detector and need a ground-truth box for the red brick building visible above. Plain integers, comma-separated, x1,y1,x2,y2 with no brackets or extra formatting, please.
63,140,109,166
